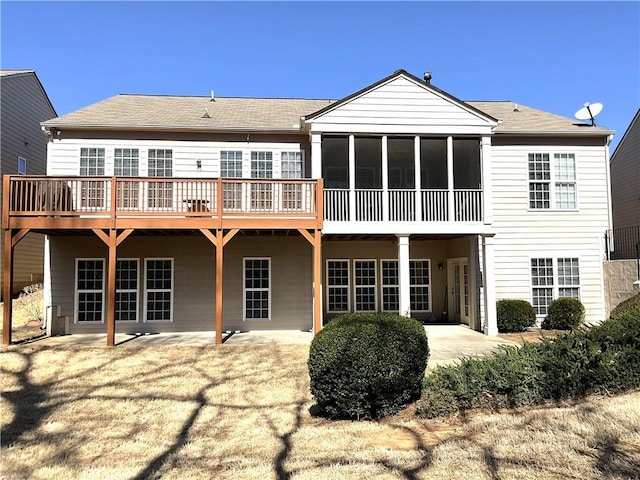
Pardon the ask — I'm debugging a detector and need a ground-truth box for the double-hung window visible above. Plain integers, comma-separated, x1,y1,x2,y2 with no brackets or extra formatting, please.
381,260,399,312
116,259,139,322
148,149,173,209
281,151,303,210
250,151,273,210
327,260,350,313
76,259,104,323
354,260,377,312
145,258,173,322
115,148,140,209
410,260,431,312
244,258,270,320
528,153,577,210
80,148,106,208
531,257,580,315
221,150,243,210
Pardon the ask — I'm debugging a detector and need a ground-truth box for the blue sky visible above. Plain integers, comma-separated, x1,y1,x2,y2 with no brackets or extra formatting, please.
2,1,638,150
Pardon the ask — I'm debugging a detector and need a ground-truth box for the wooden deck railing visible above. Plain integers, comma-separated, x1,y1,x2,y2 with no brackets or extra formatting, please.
3,176,323,230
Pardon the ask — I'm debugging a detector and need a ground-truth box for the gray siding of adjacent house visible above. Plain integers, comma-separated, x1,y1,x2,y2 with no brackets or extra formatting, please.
610,109,640,229
1,71,57,297
49,235,313,334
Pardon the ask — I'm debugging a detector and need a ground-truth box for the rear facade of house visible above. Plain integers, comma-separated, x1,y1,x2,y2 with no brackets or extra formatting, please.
2,70,613,343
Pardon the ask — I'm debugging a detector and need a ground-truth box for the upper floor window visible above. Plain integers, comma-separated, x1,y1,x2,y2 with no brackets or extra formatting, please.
420,138,447,189
388,138,415,189
281,151,303,179
148,149,173,176
80,148,105,176
221,151,243,177
355,137,382,189
322,136,349,189
528,153,576,209
17,156,27,175
453,139,481,190
251,151,273,178
114,149,139,176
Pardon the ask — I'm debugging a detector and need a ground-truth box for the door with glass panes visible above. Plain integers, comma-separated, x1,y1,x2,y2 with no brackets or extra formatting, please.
448,258,470,325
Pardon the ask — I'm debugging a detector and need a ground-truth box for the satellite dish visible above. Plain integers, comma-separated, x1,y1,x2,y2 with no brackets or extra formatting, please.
574,102,603,126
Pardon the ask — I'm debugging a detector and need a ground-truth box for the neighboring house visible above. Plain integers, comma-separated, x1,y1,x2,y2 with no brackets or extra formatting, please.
0,70,57,298
608,108,640,260
2,70,614,345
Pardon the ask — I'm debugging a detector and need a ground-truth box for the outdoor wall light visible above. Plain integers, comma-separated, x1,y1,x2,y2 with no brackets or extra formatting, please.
196,160,202,171
438,263,444,270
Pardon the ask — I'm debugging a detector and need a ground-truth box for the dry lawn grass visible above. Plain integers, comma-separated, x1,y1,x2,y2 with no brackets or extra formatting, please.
2,343,639,480
0,288,46,343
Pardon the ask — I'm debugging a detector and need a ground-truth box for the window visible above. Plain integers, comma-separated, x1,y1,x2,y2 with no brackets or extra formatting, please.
221,151,243,209
388,138,415,189
250,151,273,210
281,151,303,210
115,149,140,209
453,139,481,189
381,260,399,312
410,260,431,311
327,260,349,313
116,259,139,322
420,138,447,189
355,137,382,189
531,257,580,315
80,148,106,208
554,154,577,209
529,153,577,210
145,258,173,322
76,259,104,323
148,149,173,208
244,258,270,320
17,156,27,175
354,260,377,312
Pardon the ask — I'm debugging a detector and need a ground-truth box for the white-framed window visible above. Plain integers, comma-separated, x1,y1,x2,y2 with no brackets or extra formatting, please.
250,151,273,210
281,151,303,179
17,156,27,175
75,258,104,323
354,260,377,312
80,148,106,208
531,257,580,315
528,152,577,210
115,148,140,209
148,149,173,208
326,260,350,313
381,260,399,312
410,259,431,311
144,258,173,322
221,150,243,210
243,258,271,320
116,259,139,322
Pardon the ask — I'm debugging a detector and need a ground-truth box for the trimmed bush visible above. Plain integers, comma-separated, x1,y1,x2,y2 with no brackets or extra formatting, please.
308,312,429,420
416,309,640,419
610,293,640,318
542,297,585,330
496,299,536,332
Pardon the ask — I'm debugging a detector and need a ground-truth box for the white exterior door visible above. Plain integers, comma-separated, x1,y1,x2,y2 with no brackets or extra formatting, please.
448,258,470,325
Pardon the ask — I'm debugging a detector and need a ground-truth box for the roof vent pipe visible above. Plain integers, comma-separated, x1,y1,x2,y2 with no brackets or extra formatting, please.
210,90,215,102
423,72,432,84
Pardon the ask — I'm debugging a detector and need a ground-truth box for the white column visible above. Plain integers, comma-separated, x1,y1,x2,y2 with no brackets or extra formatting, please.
311,133,322,179
482,235,498,336
349,135,356,222
381,136,389,222
447,136,454,222
468,235,479,331
397,234,411,317
43,235,53,336
481,136,493,225
414,136,422,222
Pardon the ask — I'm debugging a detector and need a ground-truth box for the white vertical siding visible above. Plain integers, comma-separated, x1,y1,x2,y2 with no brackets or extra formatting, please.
490,141,610,323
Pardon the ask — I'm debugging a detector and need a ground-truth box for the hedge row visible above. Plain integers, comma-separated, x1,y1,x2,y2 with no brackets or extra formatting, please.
416,305,640,419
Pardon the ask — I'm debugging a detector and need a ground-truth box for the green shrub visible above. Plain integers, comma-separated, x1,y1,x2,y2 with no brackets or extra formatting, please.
417,308,640,419
308,312,429,420
542,297,585,330
610,293,640,318
496,299,537,332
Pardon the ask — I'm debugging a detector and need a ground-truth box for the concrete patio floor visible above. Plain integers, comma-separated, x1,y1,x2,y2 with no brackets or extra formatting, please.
29,325,519,366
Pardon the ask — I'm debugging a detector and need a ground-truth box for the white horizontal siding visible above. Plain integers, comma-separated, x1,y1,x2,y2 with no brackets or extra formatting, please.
490,142,610,323
310,76,492,134
610,112,640,228
47,138,305,178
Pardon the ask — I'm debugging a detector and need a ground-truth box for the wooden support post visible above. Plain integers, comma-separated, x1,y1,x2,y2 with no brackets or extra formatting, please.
3,229,14,345
215,229,224,344
313,229,322,334
106,230,117,346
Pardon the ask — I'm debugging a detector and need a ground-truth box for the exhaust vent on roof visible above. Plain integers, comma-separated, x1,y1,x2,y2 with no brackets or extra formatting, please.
423,72,432,84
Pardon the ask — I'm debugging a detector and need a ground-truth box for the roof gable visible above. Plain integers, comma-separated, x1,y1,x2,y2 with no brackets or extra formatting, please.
305,70,498,130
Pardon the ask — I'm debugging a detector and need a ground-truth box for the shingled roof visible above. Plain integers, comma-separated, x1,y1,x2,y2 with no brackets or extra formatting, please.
42,91,612,136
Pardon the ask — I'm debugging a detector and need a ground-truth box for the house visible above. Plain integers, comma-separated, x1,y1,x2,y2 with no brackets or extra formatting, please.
2,70,614,345
0,70,57,298
608,108,640,260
